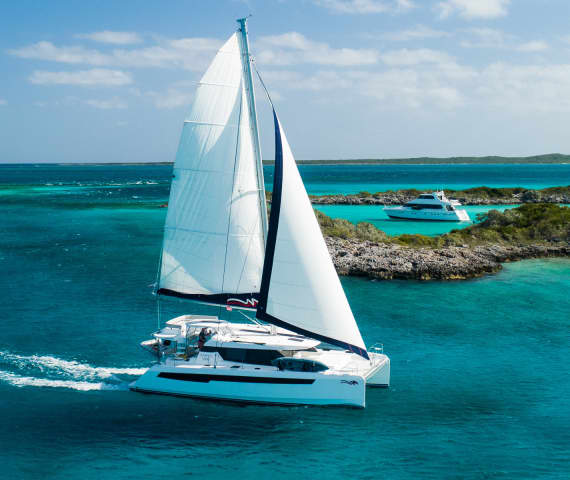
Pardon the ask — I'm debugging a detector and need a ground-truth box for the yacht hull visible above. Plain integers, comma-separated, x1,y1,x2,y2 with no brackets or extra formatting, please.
384,207,470,222
365,354,390,387
130,363,368,408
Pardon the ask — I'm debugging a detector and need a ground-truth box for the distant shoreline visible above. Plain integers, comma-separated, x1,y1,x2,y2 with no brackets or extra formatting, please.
308,186,570,206
1,153,569,166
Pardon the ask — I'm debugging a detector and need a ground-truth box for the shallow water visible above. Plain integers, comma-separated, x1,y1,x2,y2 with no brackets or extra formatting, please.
314,204,523,236
1,164,569,479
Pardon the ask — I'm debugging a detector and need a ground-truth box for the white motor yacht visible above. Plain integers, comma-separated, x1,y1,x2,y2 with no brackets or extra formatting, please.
383,191,470,222
130,18,390,408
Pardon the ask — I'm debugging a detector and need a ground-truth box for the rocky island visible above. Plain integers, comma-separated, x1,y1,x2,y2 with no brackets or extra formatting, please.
317,204,570,280
306,186,570,206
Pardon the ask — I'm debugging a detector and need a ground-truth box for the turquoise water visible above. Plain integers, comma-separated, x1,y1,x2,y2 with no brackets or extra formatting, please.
1,165,569,479
2,162,570,194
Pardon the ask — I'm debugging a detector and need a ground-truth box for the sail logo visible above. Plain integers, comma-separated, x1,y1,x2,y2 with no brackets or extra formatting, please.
227,298,259,308
341,380,359,386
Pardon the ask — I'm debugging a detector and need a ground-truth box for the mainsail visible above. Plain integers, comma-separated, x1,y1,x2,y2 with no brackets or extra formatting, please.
256,111,369,359
157,33,266,307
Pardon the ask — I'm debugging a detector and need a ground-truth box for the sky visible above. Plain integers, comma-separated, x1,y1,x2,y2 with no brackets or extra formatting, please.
1,0,570,163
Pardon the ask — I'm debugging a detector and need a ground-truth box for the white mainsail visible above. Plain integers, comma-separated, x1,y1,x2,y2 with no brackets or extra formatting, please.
257,111,368,359
158,33,265,306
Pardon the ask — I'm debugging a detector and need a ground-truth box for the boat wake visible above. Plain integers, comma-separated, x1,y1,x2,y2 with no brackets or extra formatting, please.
0,351,145,392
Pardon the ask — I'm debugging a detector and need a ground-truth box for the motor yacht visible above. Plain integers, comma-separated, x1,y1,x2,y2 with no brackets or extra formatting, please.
383,191,470,222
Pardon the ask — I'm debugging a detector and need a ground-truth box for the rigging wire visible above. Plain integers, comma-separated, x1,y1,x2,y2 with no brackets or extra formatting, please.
252,58,276,110
220,78,244,295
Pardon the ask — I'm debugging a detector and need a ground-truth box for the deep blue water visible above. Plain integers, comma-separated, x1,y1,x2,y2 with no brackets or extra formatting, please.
1,164,569,479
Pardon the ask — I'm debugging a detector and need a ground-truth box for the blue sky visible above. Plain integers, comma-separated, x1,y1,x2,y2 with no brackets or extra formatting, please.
1,0,570,163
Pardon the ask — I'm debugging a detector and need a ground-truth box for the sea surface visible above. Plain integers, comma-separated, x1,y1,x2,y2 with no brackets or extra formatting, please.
1,164,569,479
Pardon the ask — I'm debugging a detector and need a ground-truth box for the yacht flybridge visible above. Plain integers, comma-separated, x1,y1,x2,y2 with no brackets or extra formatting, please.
130,18,390,408
383,191,470,222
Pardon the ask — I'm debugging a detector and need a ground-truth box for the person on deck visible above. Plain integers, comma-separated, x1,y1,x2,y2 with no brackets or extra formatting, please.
197,328,209,350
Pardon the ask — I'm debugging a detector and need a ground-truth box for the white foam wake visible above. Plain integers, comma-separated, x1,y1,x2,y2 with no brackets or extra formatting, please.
0,351,145,380
0,370,128,391
0,351,145,391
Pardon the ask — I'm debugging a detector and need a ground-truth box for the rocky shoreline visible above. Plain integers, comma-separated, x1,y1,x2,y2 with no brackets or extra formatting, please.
310,187,570,206
325,237,569,280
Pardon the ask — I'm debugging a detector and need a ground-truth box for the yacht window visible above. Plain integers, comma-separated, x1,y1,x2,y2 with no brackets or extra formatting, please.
272,358,329,372
202,346,283,366
405,203,443,210
446,205,454,211
419,194,434,199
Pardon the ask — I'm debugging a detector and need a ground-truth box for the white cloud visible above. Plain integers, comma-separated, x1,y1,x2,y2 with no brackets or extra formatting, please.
256,32,378,66
263,67,467,110
0,98,6,106
76,31,142,45
29,69,133,87
262,70,352,91
85,98,128,109
314,0,414,14
351,69,466,108
146,82,194,109
153,89,193,109
436,0,510,19
9,37,222,71
8,41,110,65
516,40,548,52
262,54,570,113
380,48,454,66
460,27,511,47
461,28,548,52
383,24,451,41
478,63,570,112
109,38,221,70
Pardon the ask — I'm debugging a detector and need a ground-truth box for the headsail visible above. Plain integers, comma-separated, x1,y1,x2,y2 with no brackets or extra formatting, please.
157,33,266,308
256,110,369,359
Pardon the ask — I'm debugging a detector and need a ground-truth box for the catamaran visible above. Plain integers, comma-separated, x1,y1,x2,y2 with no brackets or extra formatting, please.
130,18,390,408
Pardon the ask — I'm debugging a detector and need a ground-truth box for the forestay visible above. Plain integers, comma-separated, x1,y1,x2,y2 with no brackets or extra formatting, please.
257,111,369,359
158,33,265,307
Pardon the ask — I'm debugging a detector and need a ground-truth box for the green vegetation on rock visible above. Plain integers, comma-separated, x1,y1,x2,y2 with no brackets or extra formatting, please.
315,210,388,243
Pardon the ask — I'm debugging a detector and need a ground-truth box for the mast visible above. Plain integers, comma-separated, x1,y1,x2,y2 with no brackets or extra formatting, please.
237,17,268,244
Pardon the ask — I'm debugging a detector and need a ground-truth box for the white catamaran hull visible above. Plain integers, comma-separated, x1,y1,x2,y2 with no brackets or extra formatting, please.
131,354,389,408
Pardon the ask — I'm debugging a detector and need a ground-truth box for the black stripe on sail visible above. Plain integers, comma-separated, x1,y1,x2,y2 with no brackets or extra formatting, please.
256,110,369,361
257,108,283,314
157,289,259,309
